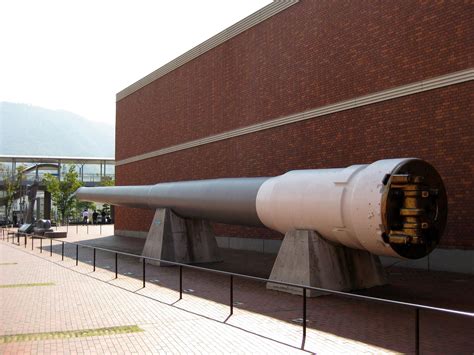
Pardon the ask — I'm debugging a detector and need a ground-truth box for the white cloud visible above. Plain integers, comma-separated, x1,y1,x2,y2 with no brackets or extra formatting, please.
0,0,271,125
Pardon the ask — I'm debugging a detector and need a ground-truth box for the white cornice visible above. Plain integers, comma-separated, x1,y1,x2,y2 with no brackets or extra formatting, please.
116,0,299,101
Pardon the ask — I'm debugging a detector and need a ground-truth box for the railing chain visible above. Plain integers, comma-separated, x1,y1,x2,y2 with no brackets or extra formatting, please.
179,265,183,300
230,275,234,316
142,259,146,288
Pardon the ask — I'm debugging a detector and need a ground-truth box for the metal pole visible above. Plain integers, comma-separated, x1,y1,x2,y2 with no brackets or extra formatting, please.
416,308,420,355
230,274,234,316
17,234,19,244
142,259,146,288
93,248,96,271
50,239,52,256
40,238,43,253
115,253,118,279
302,287,307,349
61,242,64,261
24,234,27,248
179,266,183,300
31,237,34,251
76,244,79,265
100,223,102,235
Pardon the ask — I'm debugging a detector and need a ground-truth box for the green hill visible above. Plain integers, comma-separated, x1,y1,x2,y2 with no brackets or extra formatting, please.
0,102,114,157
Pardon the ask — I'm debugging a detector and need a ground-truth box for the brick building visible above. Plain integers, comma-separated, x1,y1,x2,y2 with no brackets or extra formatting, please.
114,1,473,273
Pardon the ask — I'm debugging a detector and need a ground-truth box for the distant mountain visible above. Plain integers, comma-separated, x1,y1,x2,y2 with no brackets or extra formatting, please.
0,102,114,157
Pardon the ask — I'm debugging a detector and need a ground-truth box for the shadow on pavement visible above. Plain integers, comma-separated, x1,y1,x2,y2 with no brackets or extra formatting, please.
32,235,474,354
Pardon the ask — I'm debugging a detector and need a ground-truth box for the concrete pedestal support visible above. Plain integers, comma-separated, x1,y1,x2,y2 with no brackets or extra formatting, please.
141,208,221,266
267,230,386,296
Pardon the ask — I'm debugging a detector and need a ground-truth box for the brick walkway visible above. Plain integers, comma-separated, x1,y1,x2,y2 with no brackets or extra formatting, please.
1,228,473,354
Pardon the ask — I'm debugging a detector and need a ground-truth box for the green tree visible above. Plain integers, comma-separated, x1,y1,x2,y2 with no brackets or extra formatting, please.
75,200,96,221
0,165,26,222
43,165,82,224
99,175,115,187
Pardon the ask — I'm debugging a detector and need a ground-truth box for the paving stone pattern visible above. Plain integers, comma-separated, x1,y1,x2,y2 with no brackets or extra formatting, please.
1,227,473,354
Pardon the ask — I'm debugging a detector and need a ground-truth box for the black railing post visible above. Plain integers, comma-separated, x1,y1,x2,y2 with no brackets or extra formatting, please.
302,287,307,349
179,265,183,300
40,238,43,253
61,242,64,261
17,234,19,244
416,308,420,355
50,239,53,256
76,244,79,265
115,253,118,279
93,248,96,271
142,259,146,288
230,274,234,316
31,237,34,250
24,234,27,248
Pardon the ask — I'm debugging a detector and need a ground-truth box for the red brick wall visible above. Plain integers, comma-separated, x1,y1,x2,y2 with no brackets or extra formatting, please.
115,0,474,249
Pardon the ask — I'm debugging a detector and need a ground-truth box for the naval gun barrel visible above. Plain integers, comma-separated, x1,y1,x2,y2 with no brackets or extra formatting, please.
76,158,447,259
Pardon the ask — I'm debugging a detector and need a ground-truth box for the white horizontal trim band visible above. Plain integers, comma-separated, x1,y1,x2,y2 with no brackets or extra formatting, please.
116,0,299,101
116,68,474,166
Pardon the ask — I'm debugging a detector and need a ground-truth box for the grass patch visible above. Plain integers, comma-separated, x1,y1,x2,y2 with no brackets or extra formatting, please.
0,325,143,343
0,282,55,288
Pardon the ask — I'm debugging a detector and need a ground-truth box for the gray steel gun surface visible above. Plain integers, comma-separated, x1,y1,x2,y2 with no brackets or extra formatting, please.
76,158,447,260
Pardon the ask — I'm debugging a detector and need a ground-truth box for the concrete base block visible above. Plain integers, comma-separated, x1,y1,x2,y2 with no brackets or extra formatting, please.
141,208,221,266
267,230,386,296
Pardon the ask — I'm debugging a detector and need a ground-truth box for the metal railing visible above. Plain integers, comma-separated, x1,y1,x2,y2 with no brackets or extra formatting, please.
1,227,473,353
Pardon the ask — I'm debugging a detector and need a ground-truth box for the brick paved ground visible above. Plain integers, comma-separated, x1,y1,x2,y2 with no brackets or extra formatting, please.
1,226,473,354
